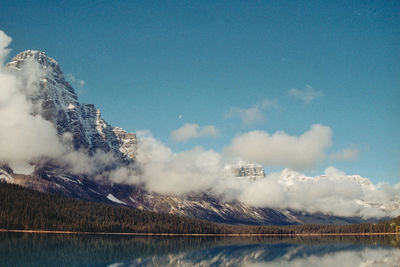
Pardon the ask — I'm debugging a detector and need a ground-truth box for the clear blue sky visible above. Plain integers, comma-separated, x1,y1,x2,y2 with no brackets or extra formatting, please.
1,0,399,183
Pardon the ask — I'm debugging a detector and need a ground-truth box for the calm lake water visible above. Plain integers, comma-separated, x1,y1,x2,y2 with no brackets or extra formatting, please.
0,233,399,266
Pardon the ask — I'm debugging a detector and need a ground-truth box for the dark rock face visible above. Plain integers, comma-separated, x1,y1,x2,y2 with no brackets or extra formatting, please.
6,50,137,161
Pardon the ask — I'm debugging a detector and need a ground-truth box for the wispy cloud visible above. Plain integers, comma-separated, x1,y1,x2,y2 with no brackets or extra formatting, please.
0,30,11,64
330,146,359,161
67,73,85,89
288,85,322,104
170,123,219,143
79,79,85,88
226,99,278,125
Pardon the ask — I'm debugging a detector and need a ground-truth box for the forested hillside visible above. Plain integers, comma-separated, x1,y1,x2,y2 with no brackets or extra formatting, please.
0,182,399,235
0,182,223,233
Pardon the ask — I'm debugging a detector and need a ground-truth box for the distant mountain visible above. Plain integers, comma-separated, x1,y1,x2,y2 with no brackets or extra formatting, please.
0,50,386,225
229,164,265,180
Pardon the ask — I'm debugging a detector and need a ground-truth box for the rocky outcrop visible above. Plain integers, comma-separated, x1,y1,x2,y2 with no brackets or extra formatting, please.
6,50,137,162
232,164,265,180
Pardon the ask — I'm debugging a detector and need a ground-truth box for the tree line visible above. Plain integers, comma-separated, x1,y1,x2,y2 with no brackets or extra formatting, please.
0,182,399,234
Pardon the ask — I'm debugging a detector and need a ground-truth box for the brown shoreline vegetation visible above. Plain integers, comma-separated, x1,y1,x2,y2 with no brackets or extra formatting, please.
1,182,399,235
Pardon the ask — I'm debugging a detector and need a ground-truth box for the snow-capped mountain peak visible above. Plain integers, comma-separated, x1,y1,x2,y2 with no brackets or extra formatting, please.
7,50,61,71
6,50,137,161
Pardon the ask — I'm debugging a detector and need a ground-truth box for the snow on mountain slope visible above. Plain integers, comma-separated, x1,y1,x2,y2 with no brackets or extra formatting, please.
6,50,137,161
277,168,399,217
0,168,13,182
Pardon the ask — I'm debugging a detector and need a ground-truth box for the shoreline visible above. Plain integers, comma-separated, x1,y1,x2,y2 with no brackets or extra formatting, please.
0,229,398,237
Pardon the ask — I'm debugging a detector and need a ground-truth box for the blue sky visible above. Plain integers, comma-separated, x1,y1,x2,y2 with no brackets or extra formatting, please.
1,0,399,184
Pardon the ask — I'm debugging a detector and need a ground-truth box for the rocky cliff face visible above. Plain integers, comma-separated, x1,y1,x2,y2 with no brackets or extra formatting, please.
6,50,137,161
232,164,265,180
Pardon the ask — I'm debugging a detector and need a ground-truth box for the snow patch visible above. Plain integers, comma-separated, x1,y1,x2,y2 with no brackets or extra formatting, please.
0,170,13,182
107,193,126,205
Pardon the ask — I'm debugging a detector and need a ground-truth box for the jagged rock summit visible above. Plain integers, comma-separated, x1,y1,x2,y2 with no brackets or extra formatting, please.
8,50,63,74
231,164,265,180
7,50,137,161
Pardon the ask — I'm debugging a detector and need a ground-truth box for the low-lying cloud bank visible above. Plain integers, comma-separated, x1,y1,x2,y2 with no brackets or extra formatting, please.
224,124,333,170
117,133,399,219
1,30,399,219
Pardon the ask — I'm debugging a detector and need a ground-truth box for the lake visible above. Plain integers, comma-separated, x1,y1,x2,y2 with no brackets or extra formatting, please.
0,233,399,266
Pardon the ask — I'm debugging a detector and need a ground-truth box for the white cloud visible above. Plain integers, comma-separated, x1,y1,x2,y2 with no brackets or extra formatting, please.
67,73,85,88
103,130,400,219
330,146,359,161
237,167,400,218
0,31,66,174
224,124,333,170
79,79,85,88
107,132,400,218
0,30,12,65
226,99,278,125
67,73,76,82
170,123,219,143
0,32,95,176
114,131,229,195
56,149,117,177
228,106,265,125
288,85,322,104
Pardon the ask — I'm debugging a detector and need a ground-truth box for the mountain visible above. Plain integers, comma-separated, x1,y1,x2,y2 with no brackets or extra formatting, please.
6,50,137,162
0,50,387,226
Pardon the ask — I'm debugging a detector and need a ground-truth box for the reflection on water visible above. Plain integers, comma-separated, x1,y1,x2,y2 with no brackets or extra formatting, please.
0,233,399,266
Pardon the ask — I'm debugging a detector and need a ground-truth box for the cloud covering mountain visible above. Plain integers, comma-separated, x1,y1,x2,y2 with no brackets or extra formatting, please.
0,31,66,174
1,30,399,220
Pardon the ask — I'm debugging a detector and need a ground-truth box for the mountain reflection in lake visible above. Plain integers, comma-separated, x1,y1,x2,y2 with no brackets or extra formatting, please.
0,233,399,266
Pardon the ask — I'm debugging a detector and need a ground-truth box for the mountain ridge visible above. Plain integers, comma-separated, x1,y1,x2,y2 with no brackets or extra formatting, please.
0,50,395,226
6,50,137,161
